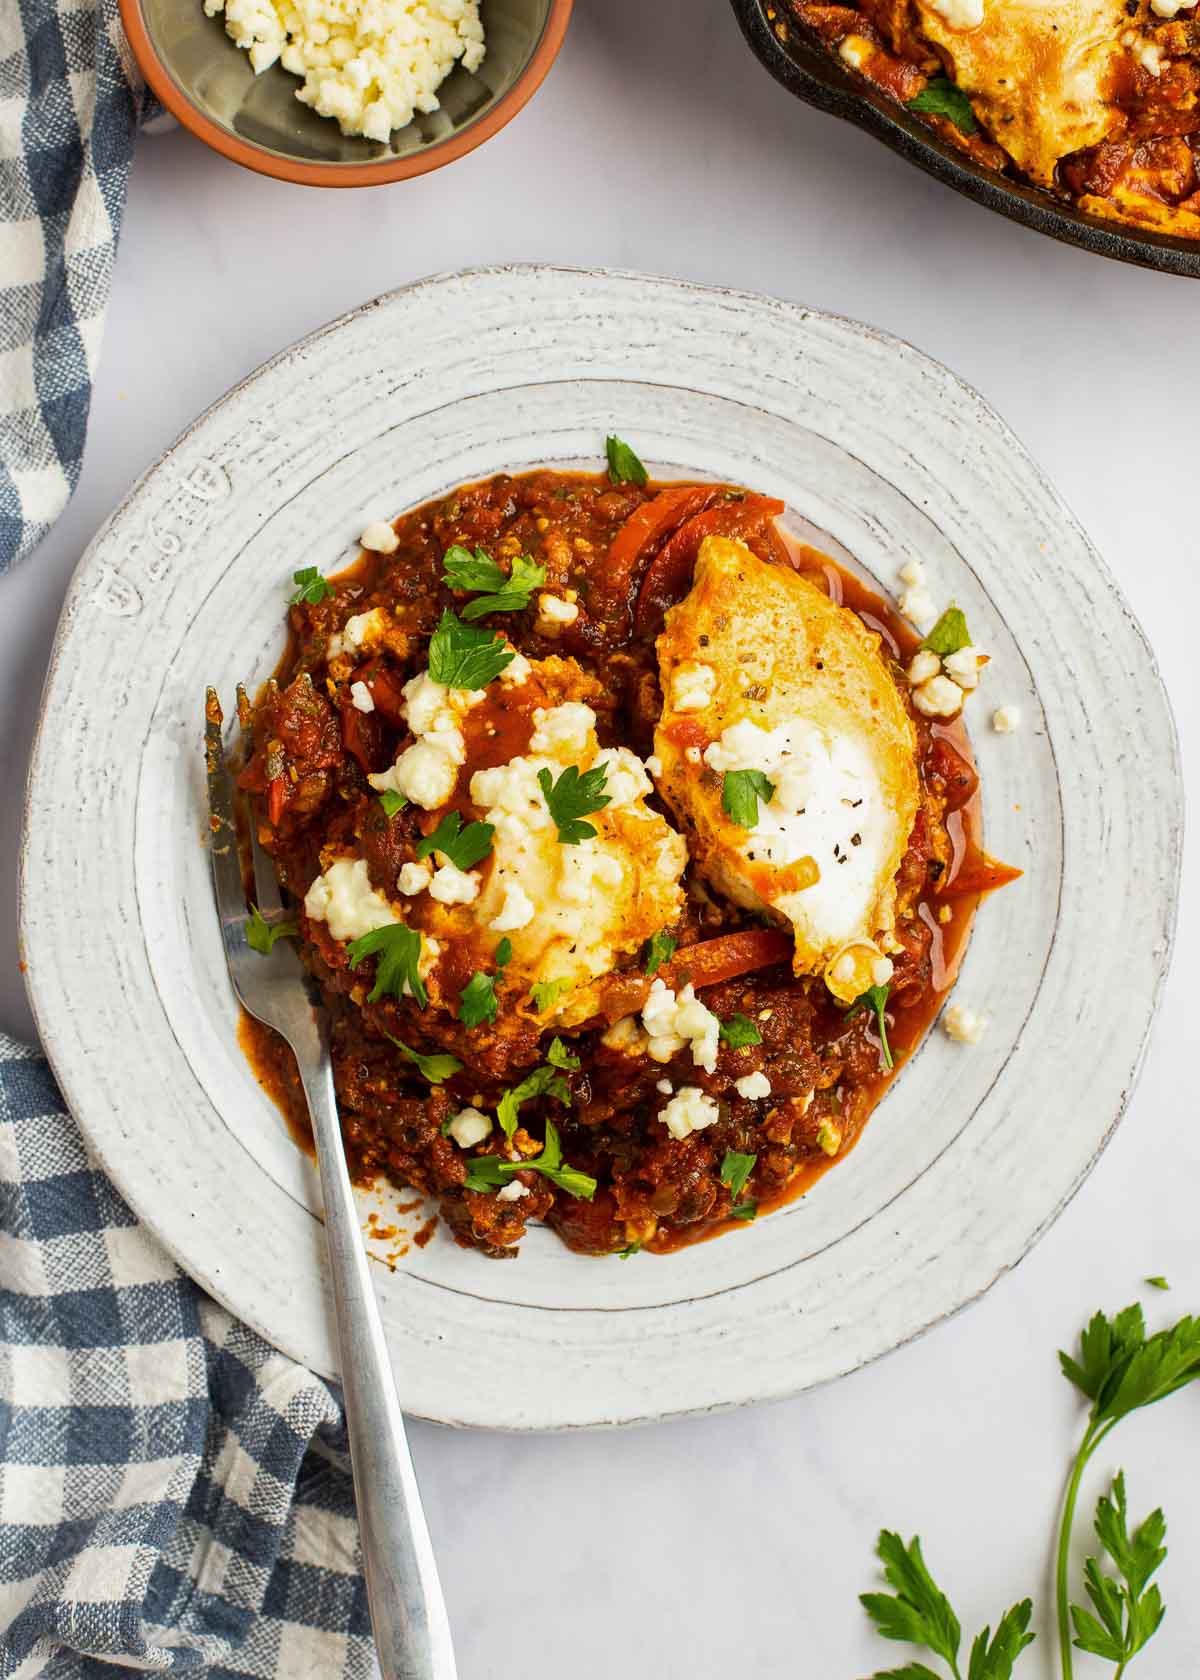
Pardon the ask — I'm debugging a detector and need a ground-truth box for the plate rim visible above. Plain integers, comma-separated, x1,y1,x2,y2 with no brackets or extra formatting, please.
19,263,1184,1429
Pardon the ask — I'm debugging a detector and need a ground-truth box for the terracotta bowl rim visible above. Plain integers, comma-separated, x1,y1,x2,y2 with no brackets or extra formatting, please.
119,0,574,187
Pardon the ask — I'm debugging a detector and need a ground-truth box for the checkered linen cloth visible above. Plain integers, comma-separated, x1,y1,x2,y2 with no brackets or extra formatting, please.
1,0,152,573
0,1032,376,1678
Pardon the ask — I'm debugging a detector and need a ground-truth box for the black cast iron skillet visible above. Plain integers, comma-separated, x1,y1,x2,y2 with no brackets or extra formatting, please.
730,0,1200,279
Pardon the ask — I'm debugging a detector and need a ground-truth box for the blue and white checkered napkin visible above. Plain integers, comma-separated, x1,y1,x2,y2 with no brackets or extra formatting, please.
0,1032,376,1678
1,0,154,573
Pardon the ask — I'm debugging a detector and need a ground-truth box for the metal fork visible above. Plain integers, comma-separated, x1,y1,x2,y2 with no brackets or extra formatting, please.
205,691,457,1680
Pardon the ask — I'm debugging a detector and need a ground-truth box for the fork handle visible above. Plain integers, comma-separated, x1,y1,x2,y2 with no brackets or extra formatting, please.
300,1054,458,1680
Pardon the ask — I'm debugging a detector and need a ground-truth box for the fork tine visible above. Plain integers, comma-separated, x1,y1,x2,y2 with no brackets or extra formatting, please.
205,690,251,958
250,825,284,916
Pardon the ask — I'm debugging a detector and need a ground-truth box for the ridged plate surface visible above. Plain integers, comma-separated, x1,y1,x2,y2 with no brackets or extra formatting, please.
20,266,1181,1429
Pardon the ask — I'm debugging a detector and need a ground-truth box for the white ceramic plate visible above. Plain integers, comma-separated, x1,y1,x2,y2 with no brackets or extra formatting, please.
20,267,1181,1430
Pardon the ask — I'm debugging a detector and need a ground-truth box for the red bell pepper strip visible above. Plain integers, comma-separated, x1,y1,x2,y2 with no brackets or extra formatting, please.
267,775,286,826
594,928,793,1024
590,488,725,625
634,496,786,636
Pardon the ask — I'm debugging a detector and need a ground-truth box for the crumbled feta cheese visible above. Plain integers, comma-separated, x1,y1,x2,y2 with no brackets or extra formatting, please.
641,979,721,1074
943,646,982,690
368,666,481,810
907,649,941,686
397,861,433,896
594,747,652,809
659,1086,721,1141
372,739,459,809
328,607,387,661
912,675,964,718
838,33,872,67
429,862,481,905
1133,36,1163,74
670,661,717,712
899,586,937,628
361,521,398,554
602,1015,649,1055
684,746,702,765
1151,0,1196,14
898,558,926,588
734,1071,771,1100
536,593,580,628
926,0,983,25
497,1180,530,1202
944,1004,986,1044
491,882,535,932
350,680,375,713
645,755,663,778
499,651,531,686
529,702,596,757
447,1107,492,1148
991,705,1021,734
204,0,486,142
824,940,893,1004
655,1079,674,1095
304,856,399,942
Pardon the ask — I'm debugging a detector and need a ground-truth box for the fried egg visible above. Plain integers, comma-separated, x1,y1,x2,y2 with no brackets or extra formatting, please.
653,536,919,1002
914,0,1126,188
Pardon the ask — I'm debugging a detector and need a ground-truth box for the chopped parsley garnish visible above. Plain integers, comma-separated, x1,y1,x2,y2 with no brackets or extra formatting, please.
415,809,495,870
921,603,972,657
497,1059,572,1141
617,1240,642,1259
463,1118,596,1201
721,768,776,828
1146,1276,1171,1291
537,762,611,845
427,609,514,690
643,931,677,977
729,1201,758,1222
378,790,407,818
720,1149,757,1201
246,905,298,955
546,1036,580,1070
458,938,511,1030
346,923,427,1008
852,982,895,1071
907,77,977,135
289,566,334,605
719,1013,762,1049
383,1032,462,1085
529,977,572,1013
441,545,546,620
605,434,648,487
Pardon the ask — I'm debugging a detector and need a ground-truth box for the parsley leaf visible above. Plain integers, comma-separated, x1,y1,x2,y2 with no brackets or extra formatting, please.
729,1201,757,1222
442,546,546,620
907,77,977,136
529,978,572,1013
426,610,514,690
605,434,648,487
290,567,334,605
464,1117,596,1200
246,905,298,955
720,1150,756,1200
538,762,611,845
721,768,776,828
383,1032,462,1085
378,790,407,818
1146,1276,1170,1291
458,937,512,1030
497,1061,572,1140
854,983,895,1071
415,809,495,870
546,1036,580,1070
719,1013,762,1049
1070,1474,1166,1670
617,1240,642,1259
862,1531,1033,1680
921,605,972,657
346,923,428,1008
643,931,677,976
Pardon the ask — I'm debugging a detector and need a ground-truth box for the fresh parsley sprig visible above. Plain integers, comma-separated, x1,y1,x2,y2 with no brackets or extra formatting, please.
643,931,677,976
496,1045,575,1140
458,938,512,1030
721,768,775,828
441,546,545,620
907,77,977,136
605,434,648,487
246,905,298,955
383,1032,462,1085
529,977,572,1014
719,1013,762,1049
378,790,407,818
538,763,611,844
415,809,495,871
346,923,428,1008
463,1116,596,1201
1070,1473,1166,1671
427,610,514,690
851,983,895,1071
719,1150,756,1201
290,567,334,605
862,1531,1034,1680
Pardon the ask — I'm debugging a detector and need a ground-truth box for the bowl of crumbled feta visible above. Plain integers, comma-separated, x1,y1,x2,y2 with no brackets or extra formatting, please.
120,0,572,184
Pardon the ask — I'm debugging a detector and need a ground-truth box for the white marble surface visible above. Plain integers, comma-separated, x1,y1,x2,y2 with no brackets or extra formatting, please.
3,0,1198,1671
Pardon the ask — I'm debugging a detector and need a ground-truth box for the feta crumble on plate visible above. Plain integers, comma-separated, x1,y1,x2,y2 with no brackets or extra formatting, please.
203,0,486,143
